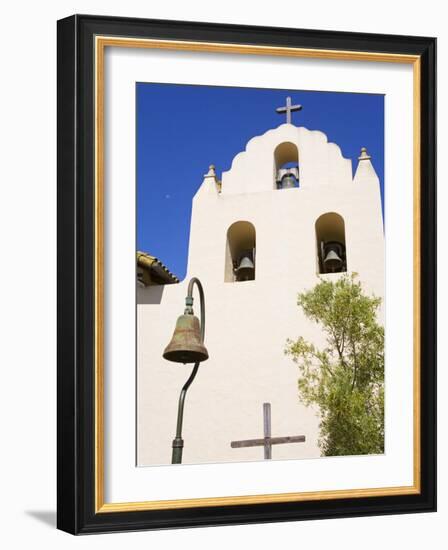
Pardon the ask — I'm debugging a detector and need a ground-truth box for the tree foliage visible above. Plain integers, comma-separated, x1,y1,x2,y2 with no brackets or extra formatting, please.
285,273,384,456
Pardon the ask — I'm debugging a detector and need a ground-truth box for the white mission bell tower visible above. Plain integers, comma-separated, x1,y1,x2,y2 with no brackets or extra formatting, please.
137,99,384,466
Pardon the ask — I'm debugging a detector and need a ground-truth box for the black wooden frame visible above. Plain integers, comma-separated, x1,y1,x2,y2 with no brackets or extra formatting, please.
57,14,436,534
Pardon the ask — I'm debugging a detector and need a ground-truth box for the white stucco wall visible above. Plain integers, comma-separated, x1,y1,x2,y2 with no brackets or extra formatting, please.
137,124,384,466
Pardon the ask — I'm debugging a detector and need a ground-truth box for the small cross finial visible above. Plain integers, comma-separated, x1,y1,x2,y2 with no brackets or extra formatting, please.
276,96,302,125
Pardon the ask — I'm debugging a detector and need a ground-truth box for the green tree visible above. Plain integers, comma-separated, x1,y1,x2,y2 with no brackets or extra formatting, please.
285,273,384,456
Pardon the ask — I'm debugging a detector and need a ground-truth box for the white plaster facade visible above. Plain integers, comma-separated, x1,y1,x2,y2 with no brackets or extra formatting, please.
137,122,384,466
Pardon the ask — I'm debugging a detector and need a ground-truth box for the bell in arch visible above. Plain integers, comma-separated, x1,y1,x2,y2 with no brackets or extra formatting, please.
323,241,344,273
163,313,209,364
281,173,298,189
234,249,255,281
277,166,299,189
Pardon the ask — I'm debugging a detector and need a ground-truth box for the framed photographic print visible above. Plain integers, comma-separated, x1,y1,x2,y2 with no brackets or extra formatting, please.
57,15,436,534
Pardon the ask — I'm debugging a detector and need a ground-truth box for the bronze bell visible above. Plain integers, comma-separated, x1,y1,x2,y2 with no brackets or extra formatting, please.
163,314,209,364
280,173,298,189
323,242,344,272
235,250,255,281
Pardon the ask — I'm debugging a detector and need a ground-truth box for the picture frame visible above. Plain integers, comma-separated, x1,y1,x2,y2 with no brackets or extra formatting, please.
57,14,436,534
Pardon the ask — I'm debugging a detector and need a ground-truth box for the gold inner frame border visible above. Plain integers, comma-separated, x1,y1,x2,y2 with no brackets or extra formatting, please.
94,35,421,513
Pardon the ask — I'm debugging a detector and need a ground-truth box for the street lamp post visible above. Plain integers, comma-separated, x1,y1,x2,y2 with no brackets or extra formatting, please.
163,277,208,464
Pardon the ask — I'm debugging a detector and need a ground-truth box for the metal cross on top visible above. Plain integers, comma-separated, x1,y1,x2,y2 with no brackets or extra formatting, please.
276,96,302,124
230,403,305,460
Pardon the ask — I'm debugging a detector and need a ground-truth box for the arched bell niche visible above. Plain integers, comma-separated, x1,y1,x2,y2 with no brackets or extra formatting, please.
224,221,256,282
274,142,300,189
315,212,347,274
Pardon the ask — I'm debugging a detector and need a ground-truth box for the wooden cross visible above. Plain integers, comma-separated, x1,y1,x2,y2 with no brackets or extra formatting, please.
230,403,305,459
276,96,302,124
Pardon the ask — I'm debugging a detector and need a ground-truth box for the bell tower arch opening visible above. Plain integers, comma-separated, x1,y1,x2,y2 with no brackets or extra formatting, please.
315,213,347,274
274,142,299,189
224,221,256,282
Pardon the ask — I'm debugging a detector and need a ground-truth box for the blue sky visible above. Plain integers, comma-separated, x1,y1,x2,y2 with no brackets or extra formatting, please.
137,83,384,280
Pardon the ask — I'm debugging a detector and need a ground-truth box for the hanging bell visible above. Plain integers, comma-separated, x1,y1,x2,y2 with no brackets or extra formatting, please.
163,314,209,364
235,251,255,281
280,173,298,189
323,243,343,272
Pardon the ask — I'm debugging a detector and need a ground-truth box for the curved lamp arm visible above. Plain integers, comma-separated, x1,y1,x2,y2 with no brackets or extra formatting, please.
172,278,205,464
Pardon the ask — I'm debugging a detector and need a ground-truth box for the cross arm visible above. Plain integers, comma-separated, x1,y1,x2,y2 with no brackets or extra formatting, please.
231,435,305,448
